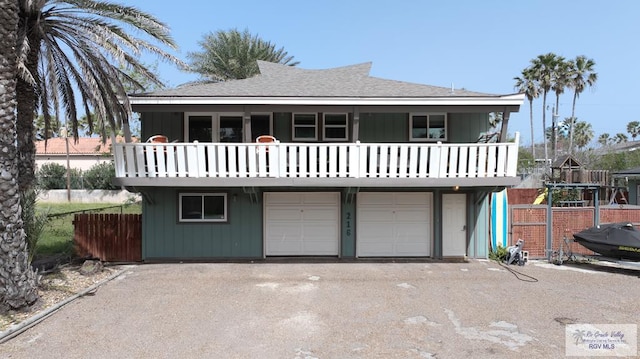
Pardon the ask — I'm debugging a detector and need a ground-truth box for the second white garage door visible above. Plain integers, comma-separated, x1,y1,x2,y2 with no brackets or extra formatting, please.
357,192,432,257
264,192,340,256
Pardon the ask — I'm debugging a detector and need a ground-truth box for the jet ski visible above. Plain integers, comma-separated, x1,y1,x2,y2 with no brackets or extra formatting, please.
573,222,640,260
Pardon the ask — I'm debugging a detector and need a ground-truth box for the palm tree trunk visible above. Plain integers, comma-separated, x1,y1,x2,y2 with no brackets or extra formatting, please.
529,98,535,160
0,0,39,310
16,29,42,192
569,91,578,155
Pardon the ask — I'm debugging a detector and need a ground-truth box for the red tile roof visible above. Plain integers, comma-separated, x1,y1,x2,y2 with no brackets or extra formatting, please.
35,136,136,155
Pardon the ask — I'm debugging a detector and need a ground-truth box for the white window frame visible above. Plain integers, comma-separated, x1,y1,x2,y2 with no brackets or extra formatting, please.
292,113,318,141
322,113,349,141
178,193,228,223
409,113,448,142
184,112,244,142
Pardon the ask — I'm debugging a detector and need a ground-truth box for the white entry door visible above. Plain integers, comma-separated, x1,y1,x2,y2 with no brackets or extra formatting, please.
264,192,340,256
442,193,467,257
357,192,432,257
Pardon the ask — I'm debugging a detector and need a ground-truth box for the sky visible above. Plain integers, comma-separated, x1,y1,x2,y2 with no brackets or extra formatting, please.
119,0,640,148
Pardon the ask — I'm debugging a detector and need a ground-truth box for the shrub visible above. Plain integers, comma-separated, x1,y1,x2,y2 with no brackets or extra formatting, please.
489,245,509,262
37,163,67,189
37,163,83,189
83,161,117,190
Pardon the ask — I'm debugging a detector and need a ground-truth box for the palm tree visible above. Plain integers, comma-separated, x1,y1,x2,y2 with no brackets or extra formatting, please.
34,114,61,141
615,133,629,144
598,133,611,147
0,0,39,309
567,56,597,154
489,112,502,129
187,28,299,82
550,57,568,160
627,121,640,140
559,117,577,139
514,68,539,160
16,0,184,191
530,53,561,170
573,121,594,150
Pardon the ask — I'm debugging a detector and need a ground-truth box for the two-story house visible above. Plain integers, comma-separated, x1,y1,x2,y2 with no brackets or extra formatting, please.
113,61,523,261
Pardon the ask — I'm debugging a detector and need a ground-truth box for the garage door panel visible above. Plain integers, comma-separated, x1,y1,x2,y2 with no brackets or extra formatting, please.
357,192,432,257
394,243,430,256
303,208,338,221
358,208,392,221
265,192,339,256
265,193,303,205
394,209,429,222
266,208,303,221
357,193,394,205
394,193,430,205
302,193,340,205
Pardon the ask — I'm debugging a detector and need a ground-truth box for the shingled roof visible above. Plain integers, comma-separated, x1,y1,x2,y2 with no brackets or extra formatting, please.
133,61,511,99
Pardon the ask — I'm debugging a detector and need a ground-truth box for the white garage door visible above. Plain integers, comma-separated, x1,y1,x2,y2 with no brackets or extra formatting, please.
264,192,340,256
357,192,432,257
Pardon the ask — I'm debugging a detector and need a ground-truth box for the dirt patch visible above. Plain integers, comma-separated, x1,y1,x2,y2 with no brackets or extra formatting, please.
0,262,119,331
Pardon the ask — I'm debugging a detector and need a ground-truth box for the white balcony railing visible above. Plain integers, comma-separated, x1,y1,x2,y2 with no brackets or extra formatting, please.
114,133,519,181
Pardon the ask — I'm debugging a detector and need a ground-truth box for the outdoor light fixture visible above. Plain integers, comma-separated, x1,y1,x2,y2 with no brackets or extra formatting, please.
453,186,460,191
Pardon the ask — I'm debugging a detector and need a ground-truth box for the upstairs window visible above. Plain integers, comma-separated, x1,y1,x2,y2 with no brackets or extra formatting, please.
292,113,317,141
410,113,447,141
323,113,348,141
179,193,227,222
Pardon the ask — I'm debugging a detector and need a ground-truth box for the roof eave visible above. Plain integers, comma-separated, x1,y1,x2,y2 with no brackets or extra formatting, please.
129,93,525,107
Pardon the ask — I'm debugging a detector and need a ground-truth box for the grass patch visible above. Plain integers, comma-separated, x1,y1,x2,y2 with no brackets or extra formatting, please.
35,202,141,259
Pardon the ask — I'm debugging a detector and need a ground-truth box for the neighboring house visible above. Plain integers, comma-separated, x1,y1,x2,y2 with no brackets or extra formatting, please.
36,137,113,171
113,61,524,261
612,167,640,204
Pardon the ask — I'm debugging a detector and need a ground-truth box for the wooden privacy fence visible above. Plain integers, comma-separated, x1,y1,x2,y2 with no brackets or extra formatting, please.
74,214,142,262
510,205,640,258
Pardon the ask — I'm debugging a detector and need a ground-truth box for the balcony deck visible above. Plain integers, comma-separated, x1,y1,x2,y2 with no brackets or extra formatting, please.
113,135,520,188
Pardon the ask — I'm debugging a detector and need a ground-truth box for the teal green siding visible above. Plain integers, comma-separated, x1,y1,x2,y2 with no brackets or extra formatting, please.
448,113,490,143
141,112,183,141
358,112,489,143
341,197,356,257
359,113,407,142
140,186,488,260
467,191,490,258
142,188,263,259
432,190,442,257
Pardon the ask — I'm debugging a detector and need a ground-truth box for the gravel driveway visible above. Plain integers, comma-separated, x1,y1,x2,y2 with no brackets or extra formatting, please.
1,260,639,358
